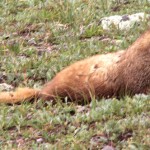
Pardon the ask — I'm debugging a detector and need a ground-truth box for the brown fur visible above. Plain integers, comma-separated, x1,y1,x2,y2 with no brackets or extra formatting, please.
0,29,150,104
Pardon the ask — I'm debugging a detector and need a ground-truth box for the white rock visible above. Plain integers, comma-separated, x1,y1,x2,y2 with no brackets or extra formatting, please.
36,138,43,143
0,83,14,91
100,15,122,30
100,12,150,30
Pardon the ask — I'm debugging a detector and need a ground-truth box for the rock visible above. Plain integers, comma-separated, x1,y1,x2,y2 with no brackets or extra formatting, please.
100,12,150,30
28,38,36,45
102,145,115,150
36,138,44,143
0,83,14,91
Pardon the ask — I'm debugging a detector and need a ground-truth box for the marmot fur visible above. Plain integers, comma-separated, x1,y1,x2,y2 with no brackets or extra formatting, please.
0,29,150,104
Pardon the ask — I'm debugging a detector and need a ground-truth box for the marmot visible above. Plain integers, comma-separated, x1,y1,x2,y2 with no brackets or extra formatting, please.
0,29,150,104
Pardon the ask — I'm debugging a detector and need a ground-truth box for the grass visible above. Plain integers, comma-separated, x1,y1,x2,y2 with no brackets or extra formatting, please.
0,0,150,149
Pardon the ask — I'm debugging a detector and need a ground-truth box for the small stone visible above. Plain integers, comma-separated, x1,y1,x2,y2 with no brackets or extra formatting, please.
102,145,115,150
0,83,14,91
28,38,36,45
36,138,44,143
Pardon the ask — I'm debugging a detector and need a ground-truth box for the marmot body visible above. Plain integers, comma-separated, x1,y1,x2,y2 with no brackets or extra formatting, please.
0,29,150,104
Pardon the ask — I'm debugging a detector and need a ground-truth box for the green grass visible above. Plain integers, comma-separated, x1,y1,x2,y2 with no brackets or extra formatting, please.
0,0,150,149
